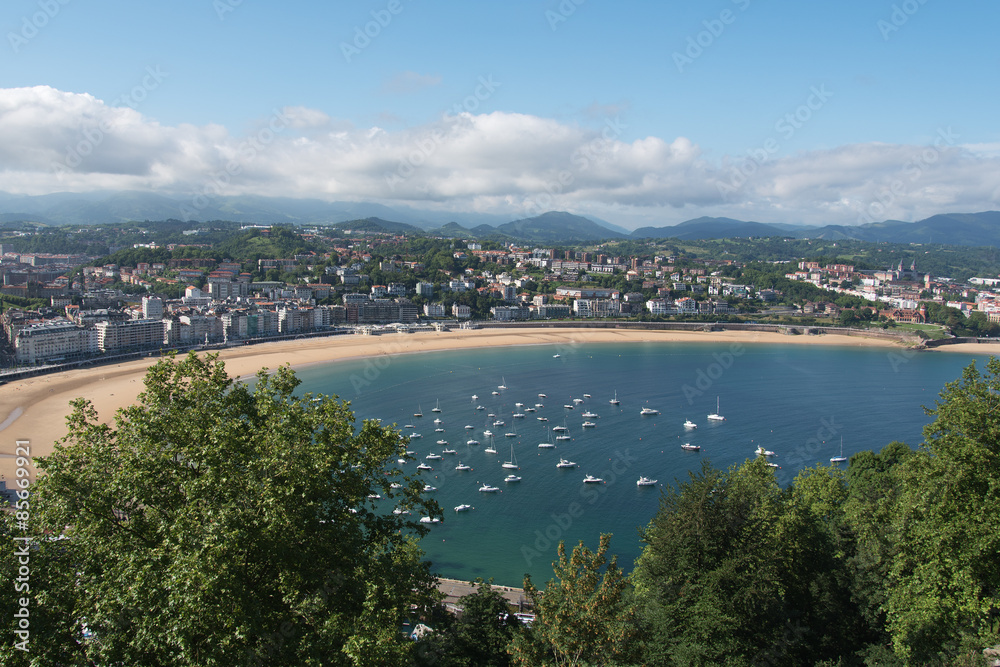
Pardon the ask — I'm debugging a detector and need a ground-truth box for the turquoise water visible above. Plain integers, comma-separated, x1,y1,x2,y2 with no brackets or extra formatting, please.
292,339,985,587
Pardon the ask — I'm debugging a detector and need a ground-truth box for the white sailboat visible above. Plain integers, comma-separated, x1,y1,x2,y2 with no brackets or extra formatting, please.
431,400,442,413
538,428,556,448
484,435,497,454
610,390,620,405
498,377,507,390
707,396,725,421
830,437,848,463
502,443,519,469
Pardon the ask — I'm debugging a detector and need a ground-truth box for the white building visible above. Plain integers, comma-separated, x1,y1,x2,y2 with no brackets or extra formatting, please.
423,303,446,318
14,320,98,364
95,319,166,352
141,296,163,319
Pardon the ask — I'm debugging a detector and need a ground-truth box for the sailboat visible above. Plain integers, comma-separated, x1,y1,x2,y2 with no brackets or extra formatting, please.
414,405,423,418
538,428,556,448
484,435,497,454
610,390,620,405
497,377,507,390
502,443,519,469
830,437,848,463
431,399,442,413
707,396,725,421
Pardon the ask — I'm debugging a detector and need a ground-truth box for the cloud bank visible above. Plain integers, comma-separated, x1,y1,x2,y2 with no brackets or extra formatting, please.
1,86,998,227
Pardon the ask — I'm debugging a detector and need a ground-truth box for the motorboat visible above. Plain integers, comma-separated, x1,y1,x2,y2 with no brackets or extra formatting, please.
683,420,697,429
556,459,577,468
581,421,596,428
442,448,457,455
455,462,472,471
583,475,605,483
681,443,701,451
504,474,522,483
636,476,658,486
419,516,441,524
425,453,442,460
454,504,472,512
417,463,433,471
479,484,500,493
640,407,659,415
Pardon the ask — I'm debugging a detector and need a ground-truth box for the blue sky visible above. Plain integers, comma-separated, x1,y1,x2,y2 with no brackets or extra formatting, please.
1,0,997,229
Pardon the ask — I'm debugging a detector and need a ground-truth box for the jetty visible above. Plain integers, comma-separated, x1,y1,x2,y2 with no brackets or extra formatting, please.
435,577,532,614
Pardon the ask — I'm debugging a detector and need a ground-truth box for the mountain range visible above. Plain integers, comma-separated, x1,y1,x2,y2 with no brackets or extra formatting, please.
1,191,998,247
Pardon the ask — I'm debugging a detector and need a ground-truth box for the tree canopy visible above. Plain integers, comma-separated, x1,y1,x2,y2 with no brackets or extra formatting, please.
0,352,441,666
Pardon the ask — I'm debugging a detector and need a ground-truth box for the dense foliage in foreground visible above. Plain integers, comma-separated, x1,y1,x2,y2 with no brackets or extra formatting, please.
2,355,998,665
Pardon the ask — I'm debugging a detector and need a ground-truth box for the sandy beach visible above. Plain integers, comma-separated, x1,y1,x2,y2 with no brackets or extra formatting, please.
0,327,990,482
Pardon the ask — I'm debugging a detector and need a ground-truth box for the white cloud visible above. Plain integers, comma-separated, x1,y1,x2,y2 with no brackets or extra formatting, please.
0,86,997,228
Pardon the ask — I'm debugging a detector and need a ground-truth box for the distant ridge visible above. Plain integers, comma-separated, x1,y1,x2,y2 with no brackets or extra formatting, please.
496,211,627,242
0,190,997,246
631,217,787,240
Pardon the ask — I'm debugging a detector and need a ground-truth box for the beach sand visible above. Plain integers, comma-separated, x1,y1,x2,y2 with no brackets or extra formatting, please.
0,327,989,482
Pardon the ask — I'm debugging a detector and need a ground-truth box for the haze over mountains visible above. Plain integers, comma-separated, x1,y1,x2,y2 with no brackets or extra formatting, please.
1,191,998,247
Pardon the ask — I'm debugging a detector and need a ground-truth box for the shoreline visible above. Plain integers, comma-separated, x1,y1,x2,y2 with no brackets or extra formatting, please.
0,327,993,481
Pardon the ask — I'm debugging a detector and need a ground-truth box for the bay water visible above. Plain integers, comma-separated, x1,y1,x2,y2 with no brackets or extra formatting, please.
292,339,986,587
